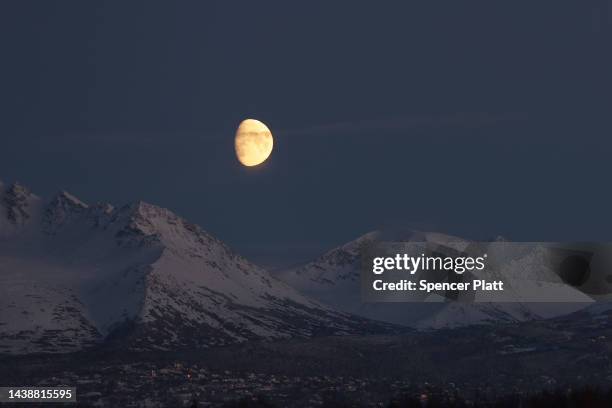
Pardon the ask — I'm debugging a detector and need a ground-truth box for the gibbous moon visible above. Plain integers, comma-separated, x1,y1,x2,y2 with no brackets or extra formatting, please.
234,119,274,167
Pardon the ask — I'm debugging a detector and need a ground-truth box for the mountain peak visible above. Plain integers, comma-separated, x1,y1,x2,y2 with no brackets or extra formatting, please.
91,202,114,214
132,200,173,217
8,181,32,197
130,201,201,234
43,191,89,233
2,181,39,225
116,200,168,220
56,190,88,209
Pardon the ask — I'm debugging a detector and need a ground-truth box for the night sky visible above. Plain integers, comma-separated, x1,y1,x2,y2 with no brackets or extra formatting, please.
1,2,610,266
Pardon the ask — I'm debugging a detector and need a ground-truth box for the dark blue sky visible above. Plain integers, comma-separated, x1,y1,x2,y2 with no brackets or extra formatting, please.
1,1,610,266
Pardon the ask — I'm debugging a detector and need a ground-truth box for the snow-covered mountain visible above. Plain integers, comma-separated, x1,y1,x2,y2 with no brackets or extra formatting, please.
0,180,393,354
276,230,592,329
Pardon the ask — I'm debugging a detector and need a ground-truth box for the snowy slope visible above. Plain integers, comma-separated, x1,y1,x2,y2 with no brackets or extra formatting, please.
0,180,392,354
276,230,591,329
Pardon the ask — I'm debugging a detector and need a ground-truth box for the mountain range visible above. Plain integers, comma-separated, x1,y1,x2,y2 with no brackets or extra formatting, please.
276,230,592,328
0,179,595,355
0,180,393,354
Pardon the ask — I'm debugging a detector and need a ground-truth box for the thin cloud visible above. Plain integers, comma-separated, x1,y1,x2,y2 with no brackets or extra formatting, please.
282,112,528,137
28,112,528,147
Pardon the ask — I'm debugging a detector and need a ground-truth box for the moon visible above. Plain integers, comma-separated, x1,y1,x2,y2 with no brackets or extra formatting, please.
234,119,274,167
